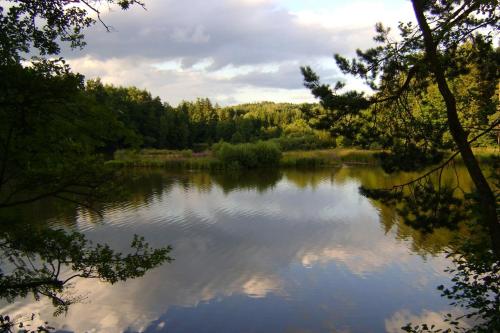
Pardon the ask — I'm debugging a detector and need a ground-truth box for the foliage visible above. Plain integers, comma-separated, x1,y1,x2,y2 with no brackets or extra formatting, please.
110,149,221,170
52,77,499,156
375,144,443,173
0,0,172,324
270,134,334,151
362,182,466,233
0,0,144,64
301,4,499,172
1,313,54,333
301,0,500,259
213,141,282,169
314,2,500,328
0,61,136,210
111,147,382,170
402,242,500,333
0,225,172,315
279,155,328,168
1,0,499,328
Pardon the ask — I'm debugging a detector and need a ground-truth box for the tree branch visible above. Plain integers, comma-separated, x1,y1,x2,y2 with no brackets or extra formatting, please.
383,118,500,191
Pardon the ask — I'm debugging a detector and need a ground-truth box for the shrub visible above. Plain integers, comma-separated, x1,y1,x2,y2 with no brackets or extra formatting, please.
375,143,443,173
213,141,281,168
271,134,334,151
180,149,193,158
336,135,353,148
192,143,209,152
254,141,282,166
280,155,327,168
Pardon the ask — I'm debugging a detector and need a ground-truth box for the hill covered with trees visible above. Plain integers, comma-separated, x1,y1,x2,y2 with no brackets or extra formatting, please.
81,41,499,154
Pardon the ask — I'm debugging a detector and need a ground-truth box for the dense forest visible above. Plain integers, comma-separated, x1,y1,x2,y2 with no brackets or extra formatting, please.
81,39,499,155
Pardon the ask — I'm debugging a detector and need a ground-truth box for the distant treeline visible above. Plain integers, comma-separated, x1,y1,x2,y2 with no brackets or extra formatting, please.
87,80,336,152
85,44,498,154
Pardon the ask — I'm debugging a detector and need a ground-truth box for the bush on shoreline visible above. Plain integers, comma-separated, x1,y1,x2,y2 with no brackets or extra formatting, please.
270,134,334,151
213,141,282,168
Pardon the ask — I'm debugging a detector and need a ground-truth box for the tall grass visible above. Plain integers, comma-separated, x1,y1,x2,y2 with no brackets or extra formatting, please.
281,149,379,168
270,134,335,151
109,149,220,170
109,146,380,170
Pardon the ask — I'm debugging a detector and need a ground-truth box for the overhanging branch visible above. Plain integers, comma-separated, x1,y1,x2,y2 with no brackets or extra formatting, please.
382,118,500,191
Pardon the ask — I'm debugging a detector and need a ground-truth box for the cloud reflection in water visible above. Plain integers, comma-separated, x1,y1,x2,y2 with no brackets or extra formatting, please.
2,167,459,333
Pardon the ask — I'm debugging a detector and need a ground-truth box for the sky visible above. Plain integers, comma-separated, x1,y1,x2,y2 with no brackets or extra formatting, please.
65,0,415,106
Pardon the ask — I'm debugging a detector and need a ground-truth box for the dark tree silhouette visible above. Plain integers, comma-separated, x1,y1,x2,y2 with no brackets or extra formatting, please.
0,0,173,328
301,0,500,257
0,0,144,64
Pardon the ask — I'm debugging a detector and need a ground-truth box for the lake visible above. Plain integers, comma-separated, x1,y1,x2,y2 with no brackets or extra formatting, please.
1,165,475,333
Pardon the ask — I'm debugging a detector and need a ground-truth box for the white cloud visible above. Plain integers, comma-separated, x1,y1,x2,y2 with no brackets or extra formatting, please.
67,55,329,105
61,0,414,104
242,275,283,298
1,168,455,333
292,1,415,31
385,309,469,333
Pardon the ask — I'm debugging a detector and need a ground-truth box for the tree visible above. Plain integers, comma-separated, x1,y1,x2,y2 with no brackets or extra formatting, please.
85,80,167,148
0,0,144,64
402,231,500,332
302,0,500,257
0,225,171,316
0,0,148,215
0,0,172,323
0,61,140,210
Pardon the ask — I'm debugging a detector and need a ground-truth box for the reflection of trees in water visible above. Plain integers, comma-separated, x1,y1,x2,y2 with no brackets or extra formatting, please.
13,166,478,257
360,161,495,241
361,160,499,332
0,169,176,331
335,164,477,256
119,167,487,260
210,169,282,194
0,223,172,331
2,166,495,332
284,168,344,189
402,240,500,333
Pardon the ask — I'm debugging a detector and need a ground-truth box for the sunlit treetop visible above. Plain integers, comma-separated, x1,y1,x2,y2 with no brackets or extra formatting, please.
302,0,499,111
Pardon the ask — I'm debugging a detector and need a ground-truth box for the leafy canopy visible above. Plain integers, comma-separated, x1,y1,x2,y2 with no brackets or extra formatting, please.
0,0,143,64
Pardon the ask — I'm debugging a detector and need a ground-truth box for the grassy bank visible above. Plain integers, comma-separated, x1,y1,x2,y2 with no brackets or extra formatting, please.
280,149,380,167
108,145,497,170
108,147,381,170
470,147,499,163
108,149,222,170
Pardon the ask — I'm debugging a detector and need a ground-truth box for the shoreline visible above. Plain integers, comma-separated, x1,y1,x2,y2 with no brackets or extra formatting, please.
107,147,497,170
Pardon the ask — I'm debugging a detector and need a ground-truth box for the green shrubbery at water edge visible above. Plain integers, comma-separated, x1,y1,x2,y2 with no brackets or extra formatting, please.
212,141,282,169
269,134,334,151
109,141,389,170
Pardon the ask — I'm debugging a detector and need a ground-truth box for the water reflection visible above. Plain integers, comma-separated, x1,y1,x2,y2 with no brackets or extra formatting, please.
1,166,475,333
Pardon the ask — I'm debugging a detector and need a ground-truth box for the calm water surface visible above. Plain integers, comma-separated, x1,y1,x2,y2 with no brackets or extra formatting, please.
2,166,474,333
